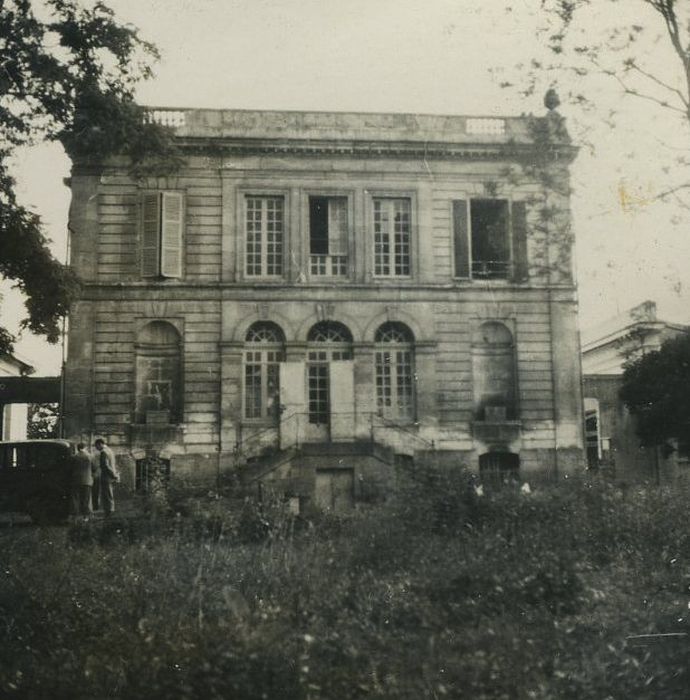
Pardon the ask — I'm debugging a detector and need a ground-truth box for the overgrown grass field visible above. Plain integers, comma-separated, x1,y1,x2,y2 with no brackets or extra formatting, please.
1,467,689,699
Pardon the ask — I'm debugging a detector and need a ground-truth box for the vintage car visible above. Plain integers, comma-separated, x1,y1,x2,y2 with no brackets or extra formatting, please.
0,439,75,523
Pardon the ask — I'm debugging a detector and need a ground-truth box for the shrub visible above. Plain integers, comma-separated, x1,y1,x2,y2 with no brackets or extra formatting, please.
3,476,690,698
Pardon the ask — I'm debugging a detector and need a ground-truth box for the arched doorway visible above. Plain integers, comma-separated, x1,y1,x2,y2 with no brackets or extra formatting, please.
479,451,520,487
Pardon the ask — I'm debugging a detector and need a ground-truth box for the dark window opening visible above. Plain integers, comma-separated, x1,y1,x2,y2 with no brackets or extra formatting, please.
471,199,510,279
310,197,329,255
479,451,520,487
585,407,601,468
309,196,348,276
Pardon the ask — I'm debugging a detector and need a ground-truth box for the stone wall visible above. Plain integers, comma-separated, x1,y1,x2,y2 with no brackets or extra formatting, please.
64,109,584,485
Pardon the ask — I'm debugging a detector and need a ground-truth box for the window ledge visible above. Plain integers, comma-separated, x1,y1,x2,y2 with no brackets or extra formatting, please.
472,420,521,426
129,423,185,443
375,419,418,429
471,421,522,442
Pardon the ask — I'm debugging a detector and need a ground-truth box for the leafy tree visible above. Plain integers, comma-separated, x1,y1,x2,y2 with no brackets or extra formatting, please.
0,0,179,355
619,333,690,450
27,402,59,439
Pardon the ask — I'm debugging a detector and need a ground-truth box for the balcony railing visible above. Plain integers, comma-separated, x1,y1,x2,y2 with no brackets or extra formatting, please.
235,410,435,461
310,254,348,277
142,109,515,141
465,118,506,135
471,260,512,280
145,109,187,128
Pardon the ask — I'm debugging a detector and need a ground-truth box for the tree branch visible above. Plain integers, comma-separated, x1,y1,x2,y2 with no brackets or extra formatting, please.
649,0,690,109
604,69,688,113
627,60,689,107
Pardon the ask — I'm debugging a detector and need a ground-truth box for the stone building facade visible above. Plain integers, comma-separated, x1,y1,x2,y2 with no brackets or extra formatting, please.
582,300,690,482
0,350,34,441
63,107,584,506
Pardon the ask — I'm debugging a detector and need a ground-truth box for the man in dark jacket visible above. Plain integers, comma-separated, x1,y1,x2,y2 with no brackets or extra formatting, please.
94,438,119,516
70,443,93,521
90,449,101,511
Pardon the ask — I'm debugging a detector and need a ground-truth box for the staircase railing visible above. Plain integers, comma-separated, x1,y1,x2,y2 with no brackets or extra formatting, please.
234,410,435,466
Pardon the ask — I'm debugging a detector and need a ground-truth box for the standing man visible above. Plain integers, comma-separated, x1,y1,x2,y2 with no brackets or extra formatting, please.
70,443,93,522
94,438,119,516
91,448,101,511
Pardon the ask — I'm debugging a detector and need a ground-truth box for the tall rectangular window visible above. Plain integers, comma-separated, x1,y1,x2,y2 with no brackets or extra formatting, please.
309,196,348,276
452,199,529,281
245,196,284,277
244,350,281,420
373,198,411,277
375,323,415,422
307,362,329,425
471,199,509,278
141,191,184,278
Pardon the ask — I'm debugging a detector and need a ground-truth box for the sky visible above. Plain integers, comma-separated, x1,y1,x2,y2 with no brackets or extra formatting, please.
5,0,690,373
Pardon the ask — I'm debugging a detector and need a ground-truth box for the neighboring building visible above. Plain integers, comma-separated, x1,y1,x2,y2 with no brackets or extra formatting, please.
0,351,34,441
582,300,690,481
63,105,584,509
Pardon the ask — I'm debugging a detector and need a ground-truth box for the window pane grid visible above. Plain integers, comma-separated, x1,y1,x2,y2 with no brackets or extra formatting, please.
394,202,411,276
244,363,262,419
395,350,414,418
308,365,329,425
306,322,354,425
374,200,390,276
266,197,283,275
244,322,285,421
376,350,393,408
245,196,284,277
375,323,415,421
374,198,410,277
310,254,348,276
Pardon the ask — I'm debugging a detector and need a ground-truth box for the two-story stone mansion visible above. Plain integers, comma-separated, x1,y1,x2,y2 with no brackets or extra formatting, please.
63,106,584,508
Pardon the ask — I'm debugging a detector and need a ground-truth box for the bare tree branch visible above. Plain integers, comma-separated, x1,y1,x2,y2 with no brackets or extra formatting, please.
627,60,689,107
604,69,688,113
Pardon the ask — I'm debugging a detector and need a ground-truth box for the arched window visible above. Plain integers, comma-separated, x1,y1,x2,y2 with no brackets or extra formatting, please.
375,322,415,422
472,321,517,421
306,321,353,425
244,322,285,420
135,321,182,424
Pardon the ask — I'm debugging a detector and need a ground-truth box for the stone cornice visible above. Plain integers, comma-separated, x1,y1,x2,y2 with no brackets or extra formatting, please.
75,282,578,302
170,137,577,163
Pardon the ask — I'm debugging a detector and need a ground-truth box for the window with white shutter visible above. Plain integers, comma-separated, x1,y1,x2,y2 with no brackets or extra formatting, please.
141,191,184,279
